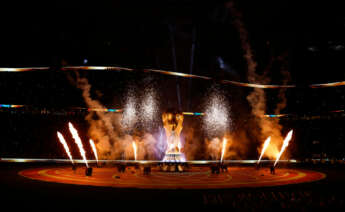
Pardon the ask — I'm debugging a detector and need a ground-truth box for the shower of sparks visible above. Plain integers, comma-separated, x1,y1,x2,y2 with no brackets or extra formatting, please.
257,136,271,164
89,139,98,163
57,132,74,164
220,138,227,162
68,122,89,168
121,92,137,130
140,88,158,128
203,91,230,137
274,130,293,167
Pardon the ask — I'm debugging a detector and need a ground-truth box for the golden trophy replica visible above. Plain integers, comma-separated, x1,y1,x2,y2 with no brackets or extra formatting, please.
162,109,185,163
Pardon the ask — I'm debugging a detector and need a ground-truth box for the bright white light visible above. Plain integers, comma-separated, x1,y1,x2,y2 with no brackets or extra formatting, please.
203,91,230,137
140,88,158,128
122,91,137,130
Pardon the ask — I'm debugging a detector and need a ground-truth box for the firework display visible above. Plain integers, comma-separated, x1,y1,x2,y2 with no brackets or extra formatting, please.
257,137,271,165
274,130,294,167
89,139,98,164
68,122,89,168
57,132,74,164
2,2,345,209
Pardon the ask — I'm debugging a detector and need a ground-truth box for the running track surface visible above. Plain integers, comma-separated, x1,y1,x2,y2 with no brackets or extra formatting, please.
19,166,326,189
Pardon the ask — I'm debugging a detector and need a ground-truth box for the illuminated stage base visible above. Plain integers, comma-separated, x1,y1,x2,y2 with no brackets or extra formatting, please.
19,166,326,189
162,153,186,162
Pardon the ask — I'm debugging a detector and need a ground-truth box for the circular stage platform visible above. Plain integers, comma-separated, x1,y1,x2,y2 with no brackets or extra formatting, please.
19,166,326,189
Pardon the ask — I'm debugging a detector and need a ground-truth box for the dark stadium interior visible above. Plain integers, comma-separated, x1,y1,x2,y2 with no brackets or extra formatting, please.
0,0,344,210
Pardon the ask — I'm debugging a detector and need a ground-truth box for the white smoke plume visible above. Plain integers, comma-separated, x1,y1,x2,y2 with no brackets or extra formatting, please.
227,1,291,160
74,73,164,160
205,134,237,161
206,137,222,160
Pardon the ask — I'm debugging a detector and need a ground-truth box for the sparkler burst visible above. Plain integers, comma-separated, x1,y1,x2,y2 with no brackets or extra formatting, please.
68,122,89,168
89,139,98,163
257,136,271,164
57,132,74,164
220,138,228,162
274,130,293,167
203,90,231,137
132,142,137,160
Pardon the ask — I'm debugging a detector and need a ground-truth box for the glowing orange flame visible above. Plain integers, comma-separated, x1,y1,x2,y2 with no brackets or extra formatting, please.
274,130,293,167
257,136,271,164
68,122,88,167
89,139,98,163
220,138,227,162
132,142,137,161
57,131,74,164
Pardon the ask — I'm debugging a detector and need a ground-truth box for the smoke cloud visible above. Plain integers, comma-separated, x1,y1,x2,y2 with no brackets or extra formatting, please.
227,1,291,160
75,73,164,160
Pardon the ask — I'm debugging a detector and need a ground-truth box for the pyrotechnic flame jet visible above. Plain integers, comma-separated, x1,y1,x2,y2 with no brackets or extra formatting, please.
257,136,271,164
274,130,293,167
132,142,137,161
89,139,98,164
220,138,227,162
57,131,74,164
68,122,89,168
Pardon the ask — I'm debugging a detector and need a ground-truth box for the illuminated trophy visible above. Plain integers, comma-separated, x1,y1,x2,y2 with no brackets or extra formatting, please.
162,109,185,162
